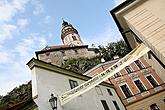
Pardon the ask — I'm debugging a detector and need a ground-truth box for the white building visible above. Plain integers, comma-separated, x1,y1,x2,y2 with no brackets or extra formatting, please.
27,58,126,110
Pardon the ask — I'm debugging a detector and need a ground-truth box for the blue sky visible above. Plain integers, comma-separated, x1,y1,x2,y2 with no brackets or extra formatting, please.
0,0,124,95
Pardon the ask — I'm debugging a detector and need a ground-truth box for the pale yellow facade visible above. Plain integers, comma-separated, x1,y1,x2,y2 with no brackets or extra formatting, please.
127,90,165,110
111,0,165,82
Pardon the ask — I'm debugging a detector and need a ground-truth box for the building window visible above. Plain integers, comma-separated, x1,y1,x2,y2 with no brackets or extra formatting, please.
120,84,132,98
134,80,146,92
163,98,165,103
113,101,120,110
125,66,133,73
75,50,78,54
69,80,78,89
95,86,103,95
114,72,121,78
72,36,77,40
101,100,110,110
148,52,151,59
45,52,50,56
107,89,113,96
135,60,145,69
61,50,65,56
146,75,158,87
150,104,160,110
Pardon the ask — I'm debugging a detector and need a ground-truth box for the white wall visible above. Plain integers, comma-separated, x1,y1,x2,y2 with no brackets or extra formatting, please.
31,66,125,110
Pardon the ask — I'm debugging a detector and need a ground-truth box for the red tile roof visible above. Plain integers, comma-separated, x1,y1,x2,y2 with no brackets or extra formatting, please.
35,45,88,54
42,45,70,51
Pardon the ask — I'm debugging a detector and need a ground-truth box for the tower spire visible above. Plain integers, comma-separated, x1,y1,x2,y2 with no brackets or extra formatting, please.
62,18,69,28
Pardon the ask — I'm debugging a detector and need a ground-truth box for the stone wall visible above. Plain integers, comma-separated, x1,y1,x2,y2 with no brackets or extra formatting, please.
38,47,97,66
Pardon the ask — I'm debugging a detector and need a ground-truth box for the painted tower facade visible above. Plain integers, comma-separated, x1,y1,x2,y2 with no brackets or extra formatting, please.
61,20,83,46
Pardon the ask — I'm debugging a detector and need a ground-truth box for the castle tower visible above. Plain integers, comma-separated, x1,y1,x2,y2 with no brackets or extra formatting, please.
61,20,83,46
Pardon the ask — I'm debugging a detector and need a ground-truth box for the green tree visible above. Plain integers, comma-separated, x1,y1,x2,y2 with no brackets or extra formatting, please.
0,81,32,107
61,39,130,73
61,57,101,74
98,39,130,61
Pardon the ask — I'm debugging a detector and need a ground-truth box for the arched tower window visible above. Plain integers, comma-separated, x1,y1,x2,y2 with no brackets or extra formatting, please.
72,36,77,40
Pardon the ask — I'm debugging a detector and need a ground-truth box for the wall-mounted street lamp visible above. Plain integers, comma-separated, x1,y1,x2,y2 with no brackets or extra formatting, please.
49,93,57,110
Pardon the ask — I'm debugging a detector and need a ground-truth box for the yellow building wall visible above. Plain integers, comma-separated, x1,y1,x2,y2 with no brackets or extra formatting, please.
123,0,165,82
126,91,165,110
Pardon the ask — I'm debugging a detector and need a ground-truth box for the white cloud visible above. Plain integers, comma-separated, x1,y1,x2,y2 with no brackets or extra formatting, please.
0,23,18,44
83,23,122,47
0,0,47,95
15,33,47,59
43,16,52,24
0,33,47,95
0,79,28,95
0,69,30,95
0,51,10,64
113,0,126,6
32,0,44,15
0,0,29,22
0,0,30,44
17,18,29,28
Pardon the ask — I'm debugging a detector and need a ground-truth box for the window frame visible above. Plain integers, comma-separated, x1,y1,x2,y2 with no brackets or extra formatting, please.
119,83,133,98
134,60,145,70
61,50,65,56
113,100,120,110
107,88,113,96
69,79,78,89
101,100,110,110
72,36,77,40
95,86,103,95
74,49,78,54
125,65,133,74
145,75,159,88
133,79,146,93
114,72,121,78
163,98,165,103
150,103,160,110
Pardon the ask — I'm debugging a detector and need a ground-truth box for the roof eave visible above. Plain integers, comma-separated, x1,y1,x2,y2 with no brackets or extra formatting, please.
110,0,136,50
26,58,114,88
35,45,89,55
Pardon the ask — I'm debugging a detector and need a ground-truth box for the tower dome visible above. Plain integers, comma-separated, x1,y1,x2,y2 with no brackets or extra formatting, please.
61,20,83,46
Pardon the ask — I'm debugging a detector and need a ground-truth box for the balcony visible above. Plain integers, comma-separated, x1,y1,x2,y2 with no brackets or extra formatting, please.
154,86,163,92
141,91,150,96
126,96,136,102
